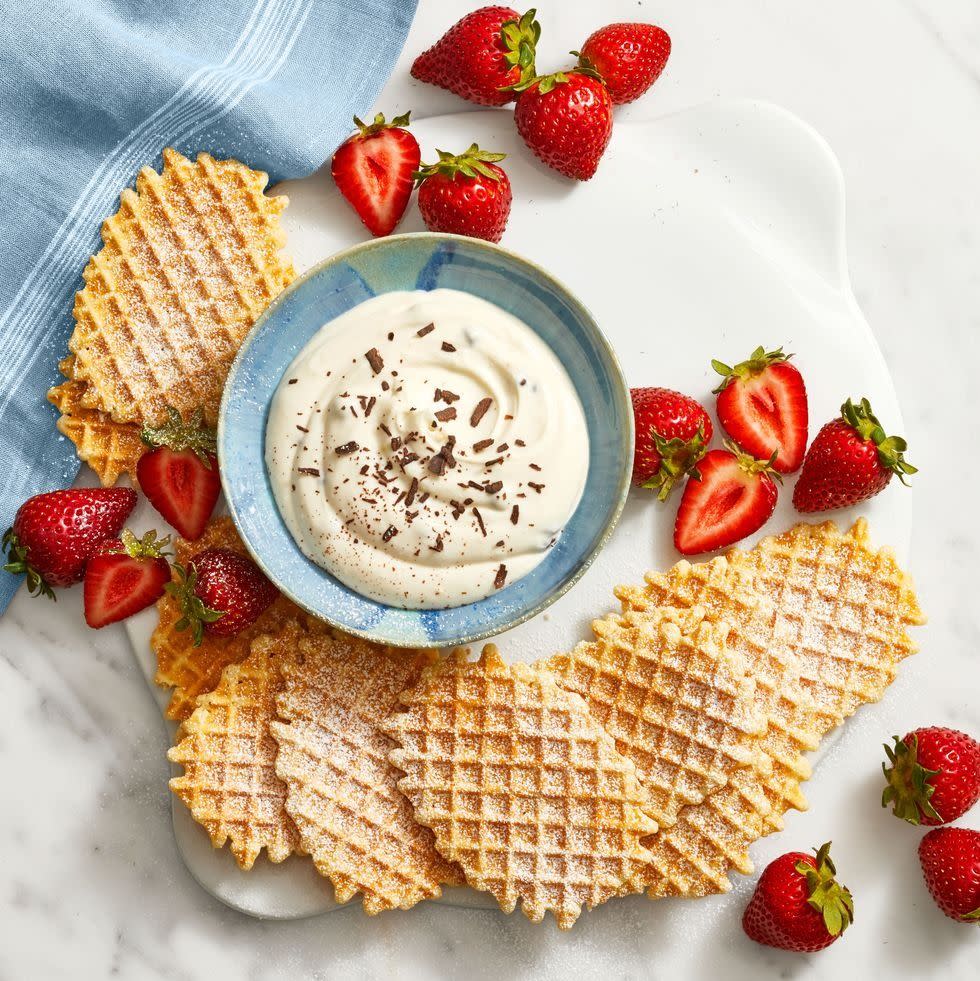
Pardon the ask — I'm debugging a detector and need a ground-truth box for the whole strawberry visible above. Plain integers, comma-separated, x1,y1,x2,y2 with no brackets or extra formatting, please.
166,547,278,644
793,397,916,512
3,487,137,597
630,387,712,499
411,7,539,106
512,68,613,180
415,144,512,242
918,827,980,923
743,842,854,952
332,112,421,237
882,728,980,826
84,529,171,628
712,345,808,473
576,22,671,105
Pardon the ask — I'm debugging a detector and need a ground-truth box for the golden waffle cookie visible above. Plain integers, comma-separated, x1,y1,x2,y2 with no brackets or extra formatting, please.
544,606,771,831
618,519,925,736
47,356,144,486
168,626,301,869
617,519,923,897
271,633,461,914
153,516,311,722
384,646,658,929
69,147,293,427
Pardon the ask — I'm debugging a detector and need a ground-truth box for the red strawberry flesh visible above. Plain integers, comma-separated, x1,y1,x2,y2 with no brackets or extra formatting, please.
673,447,778,555
332,113,421,237
83,530,170,628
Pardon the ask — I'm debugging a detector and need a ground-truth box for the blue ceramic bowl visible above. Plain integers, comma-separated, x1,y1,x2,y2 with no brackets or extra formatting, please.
219,233,632,648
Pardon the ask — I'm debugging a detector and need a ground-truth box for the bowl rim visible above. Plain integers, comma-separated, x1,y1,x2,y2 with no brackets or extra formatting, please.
218,231,634,647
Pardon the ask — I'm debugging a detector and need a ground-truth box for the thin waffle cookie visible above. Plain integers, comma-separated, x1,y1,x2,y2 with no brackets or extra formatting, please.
48,356,143,486
617,519,925,737
617,519,923,898
544,606,770,831
271,632,461,914
384,646,658,929
68,147,293,427
168,626,301,869
153,516,310,722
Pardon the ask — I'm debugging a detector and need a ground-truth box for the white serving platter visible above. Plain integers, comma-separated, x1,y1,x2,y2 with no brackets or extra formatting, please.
125,99,912,919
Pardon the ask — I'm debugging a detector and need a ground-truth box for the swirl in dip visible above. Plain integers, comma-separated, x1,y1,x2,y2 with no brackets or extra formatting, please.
265,289,589,609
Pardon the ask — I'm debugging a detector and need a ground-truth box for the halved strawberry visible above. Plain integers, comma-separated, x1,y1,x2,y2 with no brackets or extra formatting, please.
712,346,808,473
137,407,220,541
331,112,421,237
83,529,171,628
673,443,780,555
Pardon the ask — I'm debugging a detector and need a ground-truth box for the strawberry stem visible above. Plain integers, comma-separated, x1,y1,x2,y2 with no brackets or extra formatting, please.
351,111,412,138
796,842,854,937
499,9,541,90
414,144,507,185
840,398,917,484
711,345,792,393
881,733,942,824
141,406,217,466
722,439,784,485
2,527,55,600
113,528,172,561
640,426,710,501
165,561,225,646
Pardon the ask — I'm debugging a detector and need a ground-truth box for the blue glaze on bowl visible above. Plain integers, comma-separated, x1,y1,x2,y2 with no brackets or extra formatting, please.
219,233,633,648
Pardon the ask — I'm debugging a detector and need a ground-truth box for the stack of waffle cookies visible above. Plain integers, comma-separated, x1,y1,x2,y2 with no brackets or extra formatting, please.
160,515,924,928
48,148,293,485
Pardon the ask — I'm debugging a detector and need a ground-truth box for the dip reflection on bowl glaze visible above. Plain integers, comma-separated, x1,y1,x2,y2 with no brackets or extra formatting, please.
265,289,589,609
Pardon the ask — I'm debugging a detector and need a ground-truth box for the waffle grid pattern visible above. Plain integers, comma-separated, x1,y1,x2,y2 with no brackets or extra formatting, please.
385,648,658,929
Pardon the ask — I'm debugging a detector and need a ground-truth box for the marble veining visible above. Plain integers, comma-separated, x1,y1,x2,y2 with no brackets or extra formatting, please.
2,1,979,977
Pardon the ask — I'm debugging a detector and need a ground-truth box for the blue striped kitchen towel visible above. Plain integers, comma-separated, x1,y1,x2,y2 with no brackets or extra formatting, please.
0,0,417,612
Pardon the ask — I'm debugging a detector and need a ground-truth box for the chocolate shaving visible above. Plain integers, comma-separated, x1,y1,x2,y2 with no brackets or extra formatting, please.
298,467,320,477
427,454,446,476
287,378,298,385
449,500,465,520
529,463,541,471
473,508,487,537
296,425,309,433
470,397,493,427
495,539,505,548
496,442,509,452
405,477,419,507
391,436,402,451
379,423,392,437
335,441,358,455
484,456,504,468
467,480,484,491
365,348,384,373
438,389,459,403
510,505,519,524
381,380,390,391
484,480,503,495
528,481,545,493
472,438,494,453
515,439,526,447
435,407,457,422
417,323,435,337
429,534,444,552
382,525,398,543
387,331,394,341
494,565,508,589
441,341,456,353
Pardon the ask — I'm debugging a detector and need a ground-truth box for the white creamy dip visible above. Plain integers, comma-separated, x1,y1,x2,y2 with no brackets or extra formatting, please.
265,289,589,608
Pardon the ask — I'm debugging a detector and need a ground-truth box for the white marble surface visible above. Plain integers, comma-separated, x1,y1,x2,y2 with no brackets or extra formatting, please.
2,1,978,977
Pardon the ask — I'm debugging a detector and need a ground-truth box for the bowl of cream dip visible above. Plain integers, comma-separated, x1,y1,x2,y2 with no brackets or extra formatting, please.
219,233,632,647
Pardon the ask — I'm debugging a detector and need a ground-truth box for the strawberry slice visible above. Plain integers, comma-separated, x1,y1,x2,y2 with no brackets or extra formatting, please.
331,112,421,237
673,444,781,555
83,529,171,628
712,346,808,473
137,407,220,540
